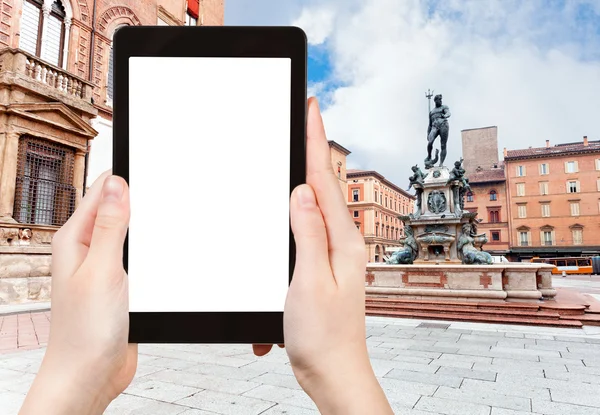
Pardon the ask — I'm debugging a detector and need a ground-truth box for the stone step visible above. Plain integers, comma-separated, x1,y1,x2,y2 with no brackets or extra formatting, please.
559,313,600,326
366,303,562,319
365,309,584,328
366,296,541,311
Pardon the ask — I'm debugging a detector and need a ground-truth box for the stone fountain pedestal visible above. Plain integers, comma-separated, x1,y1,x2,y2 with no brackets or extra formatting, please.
405,165,480,264
379,165,556,304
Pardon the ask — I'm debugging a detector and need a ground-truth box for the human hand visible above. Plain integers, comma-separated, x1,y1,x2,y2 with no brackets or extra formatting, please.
254,98,393,414
19,171,136,415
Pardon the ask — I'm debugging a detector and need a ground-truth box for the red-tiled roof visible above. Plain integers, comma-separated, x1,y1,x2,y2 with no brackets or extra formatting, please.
468,168,506,184
505,140,600,160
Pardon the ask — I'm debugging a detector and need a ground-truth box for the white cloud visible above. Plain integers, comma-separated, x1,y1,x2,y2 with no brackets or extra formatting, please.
290,6,336,45
225,0,600,188
304,0,600,186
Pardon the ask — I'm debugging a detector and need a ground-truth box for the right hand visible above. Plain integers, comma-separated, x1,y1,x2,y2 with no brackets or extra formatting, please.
254,98,393,414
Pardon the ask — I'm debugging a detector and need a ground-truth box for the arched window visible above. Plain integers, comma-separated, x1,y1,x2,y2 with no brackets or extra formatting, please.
107,25,128,105
21,0,68,68
107,44,114,104
489,190,497,201
467,191,474,202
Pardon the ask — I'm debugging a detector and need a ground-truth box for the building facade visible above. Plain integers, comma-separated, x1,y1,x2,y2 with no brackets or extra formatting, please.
505,137,600,260
328,140,350,201
462,127,510,256
0,0,224,304
346,170,415,263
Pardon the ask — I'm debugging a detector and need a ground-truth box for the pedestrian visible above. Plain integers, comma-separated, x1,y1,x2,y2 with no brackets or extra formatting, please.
18,98,394,415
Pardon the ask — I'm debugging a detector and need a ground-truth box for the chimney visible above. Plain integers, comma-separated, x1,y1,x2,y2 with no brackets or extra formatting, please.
546,140,550,148
503,147,507,157
584,136,588,146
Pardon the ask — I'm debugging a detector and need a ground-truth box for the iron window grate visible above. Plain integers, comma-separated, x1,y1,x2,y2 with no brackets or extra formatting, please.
13,136,76,226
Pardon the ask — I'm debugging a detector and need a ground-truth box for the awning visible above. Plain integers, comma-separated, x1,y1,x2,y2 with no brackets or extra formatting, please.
188,0,199,19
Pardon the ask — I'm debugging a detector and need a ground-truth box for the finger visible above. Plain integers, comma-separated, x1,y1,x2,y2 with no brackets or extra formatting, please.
51,170,112,278
85,175,130,275
305,98,363,258
252,344,273,356
290,184,333,285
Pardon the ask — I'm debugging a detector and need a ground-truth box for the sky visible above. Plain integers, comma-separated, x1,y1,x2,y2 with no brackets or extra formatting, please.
225,0,600,187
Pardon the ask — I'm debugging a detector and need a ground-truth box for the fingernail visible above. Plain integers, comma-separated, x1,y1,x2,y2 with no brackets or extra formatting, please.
297,185,315,207
102,176,124,202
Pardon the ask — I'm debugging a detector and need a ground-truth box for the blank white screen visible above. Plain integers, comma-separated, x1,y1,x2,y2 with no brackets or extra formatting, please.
128,57,291,312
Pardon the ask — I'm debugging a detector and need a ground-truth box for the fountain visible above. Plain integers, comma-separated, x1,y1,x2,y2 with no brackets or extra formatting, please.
366,93,556,304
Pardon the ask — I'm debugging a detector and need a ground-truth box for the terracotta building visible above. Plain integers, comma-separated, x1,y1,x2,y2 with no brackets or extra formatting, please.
505,137,600,260
0,0,224,305
346,170,415,263
329,140,350,201
461,127,510,256
327,140,415,263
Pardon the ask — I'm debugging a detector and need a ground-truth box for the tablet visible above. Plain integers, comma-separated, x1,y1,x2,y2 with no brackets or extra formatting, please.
112,26,307,344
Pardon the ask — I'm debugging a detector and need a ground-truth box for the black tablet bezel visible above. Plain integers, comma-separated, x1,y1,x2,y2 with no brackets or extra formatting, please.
113,26,307,344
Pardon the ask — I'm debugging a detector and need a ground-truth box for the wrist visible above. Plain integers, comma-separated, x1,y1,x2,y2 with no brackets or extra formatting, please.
19,358,112,415
295,350,393,414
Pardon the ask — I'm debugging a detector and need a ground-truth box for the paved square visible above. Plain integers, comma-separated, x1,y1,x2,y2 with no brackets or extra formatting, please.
1,313,599,414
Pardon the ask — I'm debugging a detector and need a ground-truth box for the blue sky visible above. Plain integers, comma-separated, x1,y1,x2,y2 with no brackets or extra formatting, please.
225,0,600,185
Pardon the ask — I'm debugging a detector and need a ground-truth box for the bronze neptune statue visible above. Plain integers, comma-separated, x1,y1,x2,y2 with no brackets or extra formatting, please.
425,94,451,168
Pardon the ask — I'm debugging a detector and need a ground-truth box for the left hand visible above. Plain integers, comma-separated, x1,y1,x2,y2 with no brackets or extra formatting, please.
19,170,136,415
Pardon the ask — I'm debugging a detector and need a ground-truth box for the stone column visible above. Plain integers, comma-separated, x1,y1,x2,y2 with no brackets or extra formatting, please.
73,149,86,208
62,17,72,70
39,3,52,63
0,132,21,221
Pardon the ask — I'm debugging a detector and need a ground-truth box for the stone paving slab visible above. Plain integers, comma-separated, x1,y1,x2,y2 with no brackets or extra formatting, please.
1,314,600,414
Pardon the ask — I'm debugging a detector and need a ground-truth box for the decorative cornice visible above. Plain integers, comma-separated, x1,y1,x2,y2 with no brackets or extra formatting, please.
347,170,415,200
158,5,184,26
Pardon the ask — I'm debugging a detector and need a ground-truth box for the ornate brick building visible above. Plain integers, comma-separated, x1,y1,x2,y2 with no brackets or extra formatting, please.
0,0,224,305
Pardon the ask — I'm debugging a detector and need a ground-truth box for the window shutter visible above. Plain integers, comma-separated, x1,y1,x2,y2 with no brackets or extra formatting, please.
575,161,579,172
107,46,114,100
20,1,41,56
564,162,568,173
577,181,581,193
597,179,600,192
41,13,63,67
187,0,199,19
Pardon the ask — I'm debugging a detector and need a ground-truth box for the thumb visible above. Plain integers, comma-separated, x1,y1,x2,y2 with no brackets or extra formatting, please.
290,184,332,285
87,175,130,270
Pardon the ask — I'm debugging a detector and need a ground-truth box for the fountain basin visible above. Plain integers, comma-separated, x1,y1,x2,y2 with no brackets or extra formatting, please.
365,263,556,303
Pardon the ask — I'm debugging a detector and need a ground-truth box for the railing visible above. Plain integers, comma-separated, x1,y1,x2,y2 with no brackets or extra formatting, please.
0,48,94,103
25,58,87,99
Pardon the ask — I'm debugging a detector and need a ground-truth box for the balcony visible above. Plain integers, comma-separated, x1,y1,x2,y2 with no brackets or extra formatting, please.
0,48,95,114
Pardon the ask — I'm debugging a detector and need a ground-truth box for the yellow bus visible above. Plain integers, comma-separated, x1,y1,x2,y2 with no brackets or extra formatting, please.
531,257,593,275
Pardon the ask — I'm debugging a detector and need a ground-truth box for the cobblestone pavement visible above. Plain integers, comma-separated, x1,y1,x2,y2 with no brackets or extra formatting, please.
1,315,600,415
